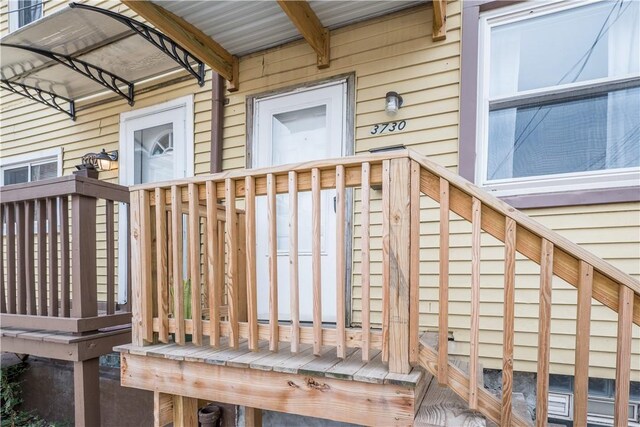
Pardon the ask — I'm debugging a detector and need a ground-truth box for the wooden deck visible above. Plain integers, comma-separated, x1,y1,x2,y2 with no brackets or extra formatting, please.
122,150,639,426
116,338,428,426
2,326,131,362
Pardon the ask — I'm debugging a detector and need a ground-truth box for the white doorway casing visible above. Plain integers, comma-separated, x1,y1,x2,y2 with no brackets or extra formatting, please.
117,95,194,304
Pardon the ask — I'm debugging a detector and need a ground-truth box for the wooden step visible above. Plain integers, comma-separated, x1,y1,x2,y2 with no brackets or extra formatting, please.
415,375,487,427
418,333,534,427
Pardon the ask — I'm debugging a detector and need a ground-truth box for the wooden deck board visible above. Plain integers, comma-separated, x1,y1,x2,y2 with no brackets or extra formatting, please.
298,345,356,377
203,340,251,365
353,352,388,384
273,344,327,374
249,341,291,371
326,348,380,381
226,340,270,368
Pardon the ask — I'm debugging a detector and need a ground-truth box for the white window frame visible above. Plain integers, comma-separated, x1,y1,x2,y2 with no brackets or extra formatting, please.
476,0,640,197
8,0,43,33
0,147,63,185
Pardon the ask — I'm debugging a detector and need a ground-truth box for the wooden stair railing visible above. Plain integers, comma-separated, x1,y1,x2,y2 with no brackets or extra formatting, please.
407,150,639,427
128,149,638,427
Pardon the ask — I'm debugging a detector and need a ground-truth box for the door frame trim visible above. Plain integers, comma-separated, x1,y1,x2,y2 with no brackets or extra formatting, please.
116,94,195,304
245,73,355,326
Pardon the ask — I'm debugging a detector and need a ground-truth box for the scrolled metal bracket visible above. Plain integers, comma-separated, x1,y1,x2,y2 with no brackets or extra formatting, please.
1,44,135,106
0,79,76,120
69,3,206,87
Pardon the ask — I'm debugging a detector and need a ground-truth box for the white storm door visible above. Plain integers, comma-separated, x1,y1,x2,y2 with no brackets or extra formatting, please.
253,81,346,323
118,96,194,304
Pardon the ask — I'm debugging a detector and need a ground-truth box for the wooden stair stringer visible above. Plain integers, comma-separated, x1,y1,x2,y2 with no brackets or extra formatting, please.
418,338,532,427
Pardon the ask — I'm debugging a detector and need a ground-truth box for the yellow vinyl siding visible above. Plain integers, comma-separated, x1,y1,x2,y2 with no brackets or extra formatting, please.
1,0,638,380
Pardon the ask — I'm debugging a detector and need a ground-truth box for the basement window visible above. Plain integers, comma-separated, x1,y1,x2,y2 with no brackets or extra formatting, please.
547,374,640,426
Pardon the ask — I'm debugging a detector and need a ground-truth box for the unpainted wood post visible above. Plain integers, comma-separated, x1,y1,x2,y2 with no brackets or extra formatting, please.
387,158,411,374
130,191,144,346
244,406,262,427
71,194,97,319
173,395,198,427
154,391,173,427
73,357,100,427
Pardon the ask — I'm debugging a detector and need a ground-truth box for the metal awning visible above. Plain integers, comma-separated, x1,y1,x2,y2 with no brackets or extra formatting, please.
0,3,205,120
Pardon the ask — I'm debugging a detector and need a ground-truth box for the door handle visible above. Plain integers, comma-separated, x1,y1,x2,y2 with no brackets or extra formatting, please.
333,195,337,213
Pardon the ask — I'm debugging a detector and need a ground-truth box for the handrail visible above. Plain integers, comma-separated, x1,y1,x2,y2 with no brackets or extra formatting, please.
407,150,640,322
0,174,130,204
127,149,408,191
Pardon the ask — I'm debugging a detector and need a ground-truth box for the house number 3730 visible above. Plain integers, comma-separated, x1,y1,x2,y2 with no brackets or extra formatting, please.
370,120,406,135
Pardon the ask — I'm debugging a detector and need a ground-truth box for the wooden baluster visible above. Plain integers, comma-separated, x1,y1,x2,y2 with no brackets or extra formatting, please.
614,285,634,427
188,183,203,346
167,209,173,319
6,204,16,314
126,203,132,313
311,168,322,355
336,165,346,358
217,219,224,319
171,186,185,345
502,217,516,426
237,212,247,324
155,189,169,342
469,197,481,409
388,158,411,374
106,200,116,316
16,202,26,314
0,205,5,314
267,173,278,352
360,163,371,362
206,181,221,347
535,239,554,426
59,197,70,317
289,171,300,353
573,261,593,426
409,161,420,366
225,179,239,348
25,201,36,315
381,160,390,363
139,191,154,343
244,177,258,351
47,198,58,317
438,178,450,385
37,200,47,316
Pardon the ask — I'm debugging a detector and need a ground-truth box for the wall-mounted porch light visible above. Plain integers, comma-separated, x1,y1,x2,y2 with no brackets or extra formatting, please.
75,149,118,178
385,91,403,116
83,149,119,171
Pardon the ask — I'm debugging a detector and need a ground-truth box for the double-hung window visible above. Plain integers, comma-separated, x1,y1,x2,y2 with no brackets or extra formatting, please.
477,0,640,196
0,148,62,186
8,0,43,32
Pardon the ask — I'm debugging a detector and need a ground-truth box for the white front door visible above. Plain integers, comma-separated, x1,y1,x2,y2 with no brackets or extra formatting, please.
117,96,194,304
253,81,347,322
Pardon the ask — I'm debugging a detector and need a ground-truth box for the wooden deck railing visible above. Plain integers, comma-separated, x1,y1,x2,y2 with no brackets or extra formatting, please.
0,174,132,332
129,149,639,427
